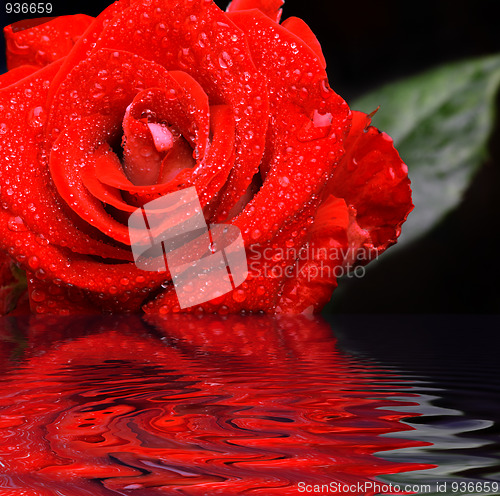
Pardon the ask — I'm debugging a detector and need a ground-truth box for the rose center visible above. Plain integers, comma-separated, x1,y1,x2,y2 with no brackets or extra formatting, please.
121,105,196,187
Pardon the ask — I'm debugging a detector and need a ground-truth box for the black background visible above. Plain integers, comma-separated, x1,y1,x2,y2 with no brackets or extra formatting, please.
1,0,500,313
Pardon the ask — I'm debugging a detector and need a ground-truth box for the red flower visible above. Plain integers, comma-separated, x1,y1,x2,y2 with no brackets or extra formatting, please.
0,0,412,315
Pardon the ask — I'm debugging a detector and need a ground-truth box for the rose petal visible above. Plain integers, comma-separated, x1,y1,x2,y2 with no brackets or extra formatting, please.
92,0,269,219
49,116,135,245
94,104,234,210
166,71,211,159
148,123,174,153
4,15,94,70
0,208,168,314
275,112,414,314
144,200,319,314
275,196,348,314
191,105,236,207
122,108,167,186
47,49,183,147
0,64,38,89
157,136,195,183
328,111,414,258
46,0,132,104
94,149,145,192
226,0,284,23
227,10,350,244
119,77,210,187
0,60,130,260
80,165,136,214
281,17,326,69
27,273,99,315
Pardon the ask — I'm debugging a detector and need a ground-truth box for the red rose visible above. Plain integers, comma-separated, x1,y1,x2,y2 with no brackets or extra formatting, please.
0,0,412,315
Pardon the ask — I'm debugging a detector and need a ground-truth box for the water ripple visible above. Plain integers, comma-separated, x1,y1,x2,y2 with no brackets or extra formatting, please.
0,314,499,495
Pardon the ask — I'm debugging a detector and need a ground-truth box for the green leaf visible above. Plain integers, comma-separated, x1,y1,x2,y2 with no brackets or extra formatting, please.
351,54,500,248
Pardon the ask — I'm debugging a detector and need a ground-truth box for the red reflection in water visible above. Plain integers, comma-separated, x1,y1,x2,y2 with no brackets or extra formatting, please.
0,315,433,495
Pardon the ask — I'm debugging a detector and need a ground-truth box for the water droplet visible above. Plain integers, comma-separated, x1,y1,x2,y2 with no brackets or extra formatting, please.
197,31,208,48
178,47,195,69
155,22,167,36
140,146,152,157
7,216,27,232
251,229,261,240
28,106,45,128
218,51,233,69
35,234,49,246
297,110,333,142
35,268,47,280
28,256,40,269
279,176,290,187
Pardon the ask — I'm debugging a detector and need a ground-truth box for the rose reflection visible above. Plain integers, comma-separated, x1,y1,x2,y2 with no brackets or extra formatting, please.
0,315,432,495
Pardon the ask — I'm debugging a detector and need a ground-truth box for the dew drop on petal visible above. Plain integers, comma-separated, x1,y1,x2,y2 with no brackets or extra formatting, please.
7,216,27,232
279,176,290,187
297,110,333,142
218,51,233,69
28,256,40,270
28,106,45,129
35,268,47,280
251,229,261,240
232,289,246,303
31,289,46,302
319,78,332,99
35,234,49,246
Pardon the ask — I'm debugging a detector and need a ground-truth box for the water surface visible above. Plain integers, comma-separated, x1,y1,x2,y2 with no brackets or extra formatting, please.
0,314,499,495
